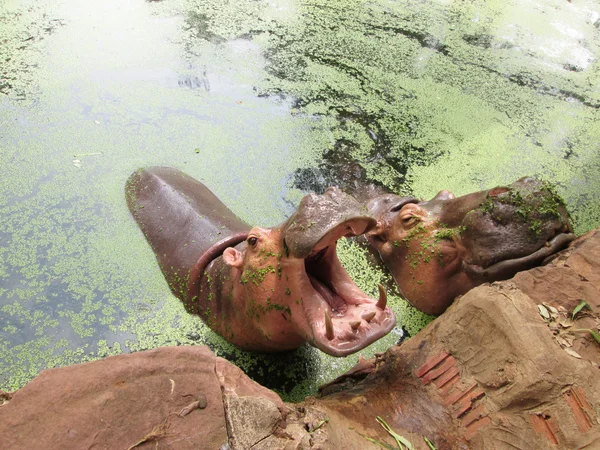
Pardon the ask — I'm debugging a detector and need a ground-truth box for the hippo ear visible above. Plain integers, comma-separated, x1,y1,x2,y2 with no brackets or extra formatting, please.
367,220,387,241
223,247,244,268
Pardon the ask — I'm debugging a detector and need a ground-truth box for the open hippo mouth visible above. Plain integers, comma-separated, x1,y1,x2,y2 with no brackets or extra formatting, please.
283,189,396,356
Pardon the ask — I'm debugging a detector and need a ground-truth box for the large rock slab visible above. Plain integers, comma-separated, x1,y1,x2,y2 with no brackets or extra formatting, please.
0,346,279,449
0,344,330,450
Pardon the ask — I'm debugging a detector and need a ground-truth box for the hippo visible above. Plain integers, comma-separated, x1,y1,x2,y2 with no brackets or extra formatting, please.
126,167,395,356
366,177,575,315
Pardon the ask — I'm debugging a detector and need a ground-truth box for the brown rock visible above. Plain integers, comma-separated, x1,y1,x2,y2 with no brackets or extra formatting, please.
0,344,323,450
224,394,282,450
565,230,600,291
513,230,600,312
0,346,276,450
216,356,285,412
513,265,600,311
308,281,600,449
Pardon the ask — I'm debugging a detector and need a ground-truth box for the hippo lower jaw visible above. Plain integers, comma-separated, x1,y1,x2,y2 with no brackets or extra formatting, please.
462,231,575,280
286,219,396,357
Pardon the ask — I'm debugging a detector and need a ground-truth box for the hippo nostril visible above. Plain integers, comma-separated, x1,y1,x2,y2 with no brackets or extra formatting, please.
390,203,406,212
389,198,419,213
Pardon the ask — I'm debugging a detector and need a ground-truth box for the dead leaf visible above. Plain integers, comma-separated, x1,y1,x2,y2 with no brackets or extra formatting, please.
559,317,574,328
563,348,582,359
538,305,550,320
543,303,559,320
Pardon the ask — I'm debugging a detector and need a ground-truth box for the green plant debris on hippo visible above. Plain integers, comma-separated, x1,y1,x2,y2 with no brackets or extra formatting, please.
127,167,395,356
366,177,574,315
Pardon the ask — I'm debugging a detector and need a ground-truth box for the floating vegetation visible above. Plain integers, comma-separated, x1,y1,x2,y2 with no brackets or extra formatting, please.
1,0,599,402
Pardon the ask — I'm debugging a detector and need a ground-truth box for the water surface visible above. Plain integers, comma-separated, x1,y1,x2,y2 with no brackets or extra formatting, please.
1,0,599,400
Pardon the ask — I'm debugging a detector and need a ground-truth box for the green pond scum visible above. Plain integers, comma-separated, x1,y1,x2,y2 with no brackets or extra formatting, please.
0,0,598,400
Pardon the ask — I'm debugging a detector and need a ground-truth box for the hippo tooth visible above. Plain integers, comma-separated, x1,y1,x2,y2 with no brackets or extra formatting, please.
376,284,387,310
325,310,335,340
361,311,376,322
350,320,361,330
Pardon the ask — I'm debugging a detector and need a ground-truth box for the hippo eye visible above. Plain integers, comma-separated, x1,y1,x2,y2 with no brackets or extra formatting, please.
247,236,258,247
401,214,419,228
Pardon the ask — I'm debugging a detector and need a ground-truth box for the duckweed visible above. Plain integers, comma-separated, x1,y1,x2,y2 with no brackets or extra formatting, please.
1,0,598,402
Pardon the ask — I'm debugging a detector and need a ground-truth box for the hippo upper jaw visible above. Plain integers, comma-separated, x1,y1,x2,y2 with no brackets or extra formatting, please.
283,218,396,357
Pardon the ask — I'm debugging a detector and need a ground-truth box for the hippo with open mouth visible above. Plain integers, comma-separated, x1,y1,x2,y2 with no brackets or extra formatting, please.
366,177,575,315
126,167,395,356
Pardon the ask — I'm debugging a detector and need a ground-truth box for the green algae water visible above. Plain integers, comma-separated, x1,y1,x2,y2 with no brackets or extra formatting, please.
1,0,599,400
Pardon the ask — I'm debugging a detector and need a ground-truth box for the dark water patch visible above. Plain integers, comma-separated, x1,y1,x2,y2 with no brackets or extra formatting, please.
216,345,319,399
462,33,493,49
292,146,368,195
185,11,226,44
0,2,66,99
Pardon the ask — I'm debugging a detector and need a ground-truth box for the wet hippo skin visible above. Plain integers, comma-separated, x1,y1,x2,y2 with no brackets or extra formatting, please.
366,177,575,315
126,167,395,356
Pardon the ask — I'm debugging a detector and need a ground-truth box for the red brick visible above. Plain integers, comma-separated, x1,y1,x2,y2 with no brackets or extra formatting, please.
433,366,459,388
564,387,593,433
443,381,477,407
439,375,461,399
421,356,457,385
415,351,449,378
530,414,559,445
462,404,485,427
454,388,485,418
464,416,491,441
